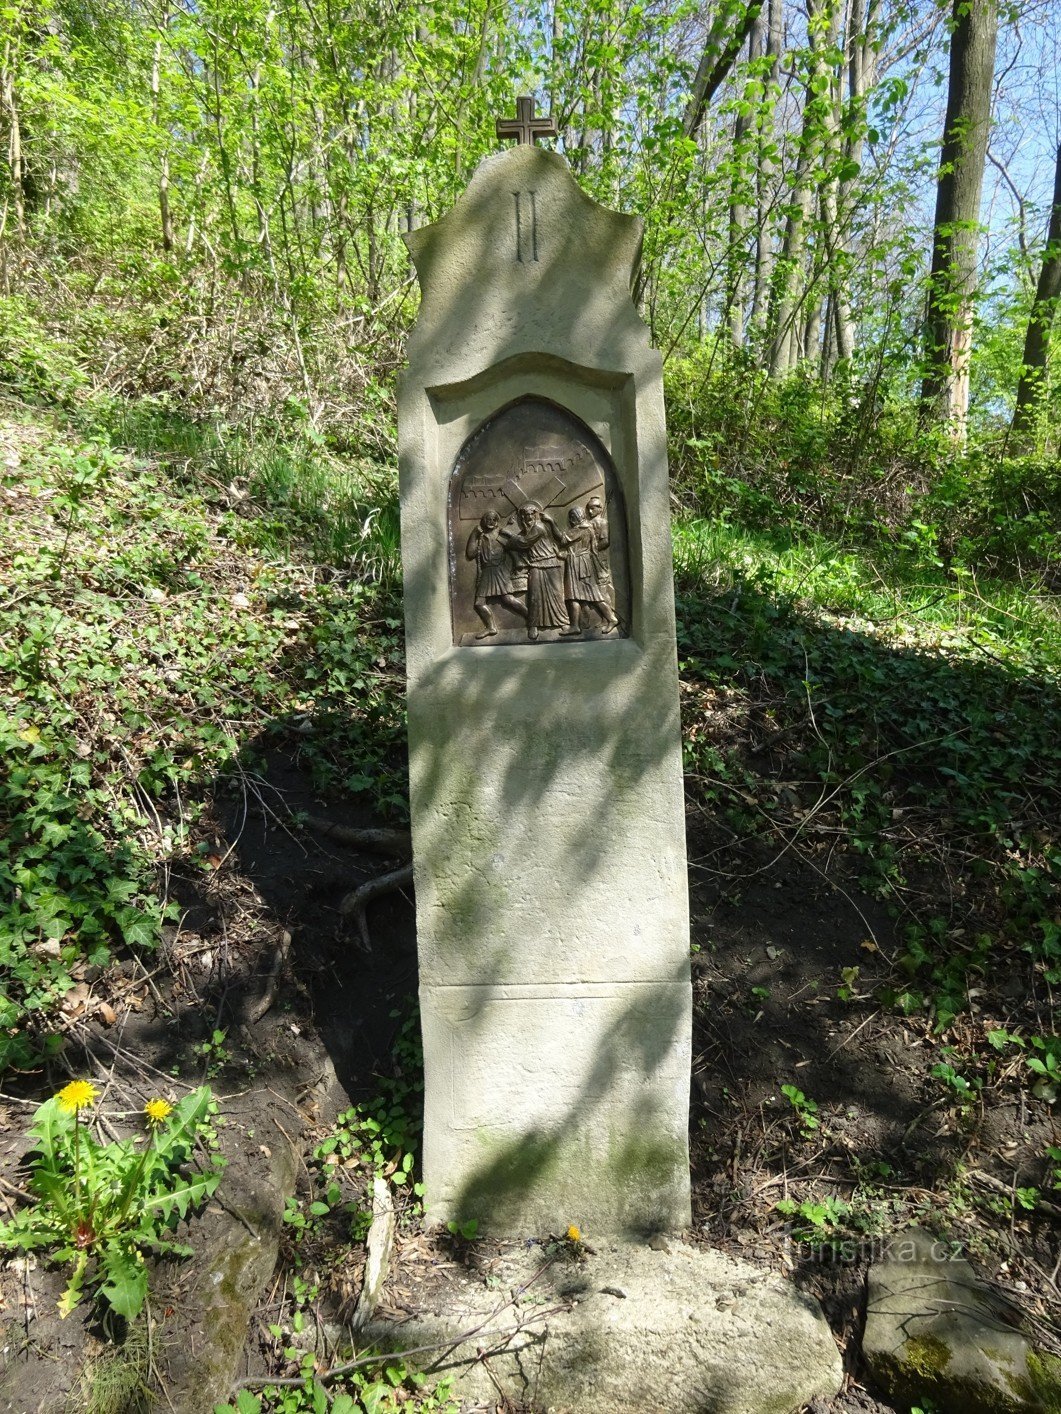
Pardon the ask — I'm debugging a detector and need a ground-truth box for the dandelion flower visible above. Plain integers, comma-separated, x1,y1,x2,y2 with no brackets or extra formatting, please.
566,1224,581,1243
144,1097,173,1125
57,1080,98,1114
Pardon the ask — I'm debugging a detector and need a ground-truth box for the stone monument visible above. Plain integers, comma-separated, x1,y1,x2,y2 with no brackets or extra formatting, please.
379,98,845,1414
398,99,691,1237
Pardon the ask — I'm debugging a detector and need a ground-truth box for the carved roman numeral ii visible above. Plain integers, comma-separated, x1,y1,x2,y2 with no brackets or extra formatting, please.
511,190,540,263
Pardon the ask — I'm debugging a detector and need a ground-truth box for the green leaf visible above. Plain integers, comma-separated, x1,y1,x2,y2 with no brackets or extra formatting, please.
27,1096,75,1169
148,1168,223,1223
361,1385,389,1414
99,1245,149,1320
58,1250,88,1319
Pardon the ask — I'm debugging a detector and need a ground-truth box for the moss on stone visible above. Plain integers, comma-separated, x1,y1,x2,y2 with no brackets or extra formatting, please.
871,1335,1060,1414
455,1129,563,1229
902,1334,953,1380
1028,1349,1061,1412
608,1130,682,1189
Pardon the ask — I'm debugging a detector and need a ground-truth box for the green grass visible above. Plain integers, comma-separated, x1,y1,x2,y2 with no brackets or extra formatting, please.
673,516,1060,679
79,394,403,584
675,513,1060,1039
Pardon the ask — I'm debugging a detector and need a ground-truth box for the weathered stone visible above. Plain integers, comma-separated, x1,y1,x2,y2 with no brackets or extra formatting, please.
161,1132,297,1414
863,1227,1061,1413
360,1240,843,1413
399,141,690,1237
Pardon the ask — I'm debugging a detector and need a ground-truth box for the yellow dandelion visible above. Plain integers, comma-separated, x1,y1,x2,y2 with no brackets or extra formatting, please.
144,1097,173,1125
566,1224,582,1243
57,1080,98,1114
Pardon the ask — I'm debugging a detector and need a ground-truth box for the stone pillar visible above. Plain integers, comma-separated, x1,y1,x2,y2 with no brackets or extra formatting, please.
399,144,690,1237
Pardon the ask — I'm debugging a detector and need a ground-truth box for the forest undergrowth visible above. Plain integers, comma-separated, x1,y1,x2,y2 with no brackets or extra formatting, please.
3,0,1061,1398
1,320,1059,1408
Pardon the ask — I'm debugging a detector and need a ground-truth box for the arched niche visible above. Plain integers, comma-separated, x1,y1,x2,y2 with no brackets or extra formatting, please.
447,396,630,647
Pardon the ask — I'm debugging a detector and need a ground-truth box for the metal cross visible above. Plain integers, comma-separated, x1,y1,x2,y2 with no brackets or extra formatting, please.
496,96,557,147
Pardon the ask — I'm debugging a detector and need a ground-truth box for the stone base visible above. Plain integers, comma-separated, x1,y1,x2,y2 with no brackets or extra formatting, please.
420,979,690,1237
361,1240,842,1414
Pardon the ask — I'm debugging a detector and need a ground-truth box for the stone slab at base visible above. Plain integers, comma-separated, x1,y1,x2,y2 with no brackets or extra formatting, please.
421,979,689,1236
361,1241,843,1414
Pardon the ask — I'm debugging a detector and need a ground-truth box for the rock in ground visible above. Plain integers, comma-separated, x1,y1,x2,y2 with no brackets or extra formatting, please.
361,1239,842,1413
156,1125,298,1413
862,1227,1061,1414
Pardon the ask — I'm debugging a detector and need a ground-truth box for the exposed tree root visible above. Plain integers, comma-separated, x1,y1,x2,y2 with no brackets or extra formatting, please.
244,930,292,1024
302,815,411,857
297,816,413,951
338,863,414,952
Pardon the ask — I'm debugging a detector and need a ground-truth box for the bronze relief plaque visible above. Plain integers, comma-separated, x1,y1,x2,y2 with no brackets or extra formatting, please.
448,398,630,647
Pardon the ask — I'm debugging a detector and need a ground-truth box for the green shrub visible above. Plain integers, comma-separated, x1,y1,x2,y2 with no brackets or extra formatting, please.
0,719,170,1072
0,298,88,406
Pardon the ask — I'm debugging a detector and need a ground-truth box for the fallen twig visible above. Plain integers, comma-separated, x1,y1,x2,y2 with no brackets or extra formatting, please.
971,1168,1061,1223
825,1010,880,1061
233,1261,564,1392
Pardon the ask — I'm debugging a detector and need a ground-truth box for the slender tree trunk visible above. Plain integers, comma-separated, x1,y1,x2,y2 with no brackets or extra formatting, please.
683,0,765,139
803,0,841,372
184,150,209,256
1010,141,1061,439
769,178,810,375
2,39,26,239
920,0,998,439
768,0,827,379
151,33,174,251
749,0,782,341
831,0,878,364
819,0,871,376
821,288,838,379
207,37,243,263
803,284,821,361
727,13,764,347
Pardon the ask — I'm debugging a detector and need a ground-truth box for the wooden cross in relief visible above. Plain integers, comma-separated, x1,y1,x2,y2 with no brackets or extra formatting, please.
496,96,557,146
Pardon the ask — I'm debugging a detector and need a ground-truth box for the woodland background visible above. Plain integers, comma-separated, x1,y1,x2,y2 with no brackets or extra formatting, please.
3,0,1061,457
0,2,1060,1409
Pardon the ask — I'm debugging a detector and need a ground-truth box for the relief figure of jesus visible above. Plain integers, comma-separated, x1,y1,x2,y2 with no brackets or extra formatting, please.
500,501,568,641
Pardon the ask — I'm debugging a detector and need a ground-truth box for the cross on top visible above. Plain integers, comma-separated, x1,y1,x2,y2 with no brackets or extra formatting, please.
496,96,557,147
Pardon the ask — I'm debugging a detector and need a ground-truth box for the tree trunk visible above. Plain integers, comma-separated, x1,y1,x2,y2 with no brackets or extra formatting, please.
920,0,998,439
819,0,877,374
1,39,26,239
1010,140,1061,439
749,0,783,340
768,0,829,378
150,34,174,251
727,13,764,346
833,0,879,363
821,288,838,379
804,0,842,372
683,0,765,139
803,285,821,362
